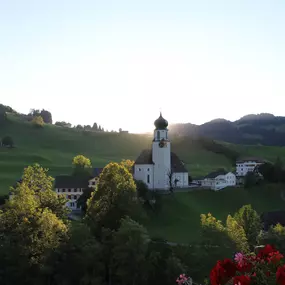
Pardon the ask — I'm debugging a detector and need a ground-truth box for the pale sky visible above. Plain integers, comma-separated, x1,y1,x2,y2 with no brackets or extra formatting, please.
0,0,284,133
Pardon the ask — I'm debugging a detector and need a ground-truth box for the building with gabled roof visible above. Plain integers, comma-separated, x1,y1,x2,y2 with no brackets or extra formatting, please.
54,167,103,210
133,113,189,190
199,169,236,190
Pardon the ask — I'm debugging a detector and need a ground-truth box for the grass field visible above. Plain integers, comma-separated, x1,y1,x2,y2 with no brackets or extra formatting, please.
0,115,232,193
0,114,285,194
146,185,285,243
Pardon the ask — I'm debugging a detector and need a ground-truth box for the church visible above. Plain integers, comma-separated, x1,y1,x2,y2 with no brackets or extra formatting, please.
133,113,189,190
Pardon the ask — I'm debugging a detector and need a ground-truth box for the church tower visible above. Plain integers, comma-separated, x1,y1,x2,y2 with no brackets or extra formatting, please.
152,112,171,189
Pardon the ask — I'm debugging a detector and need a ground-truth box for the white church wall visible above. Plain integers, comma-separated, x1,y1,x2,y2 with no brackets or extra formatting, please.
173,173,189,188
134,164,154,189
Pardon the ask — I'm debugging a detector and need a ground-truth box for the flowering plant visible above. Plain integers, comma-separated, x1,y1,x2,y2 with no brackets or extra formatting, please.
210,245,284,285
176,245,285,285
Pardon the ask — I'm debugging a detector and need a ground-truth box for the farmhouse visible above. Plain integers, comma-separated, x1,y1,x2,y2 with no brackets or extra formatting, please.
54,167,103,210
236,157,265,177
193,170,236,190
133,113,189,190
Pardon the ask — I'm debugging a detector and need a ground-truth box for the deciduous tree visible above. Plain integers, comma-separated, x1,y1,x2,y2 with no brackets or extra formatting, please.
86,162,138,232
12,163,69,222
120,159,134,173
72,155,92,176
234,204,262,249
32,115,44,127
112,217,150,285
0,183,68,284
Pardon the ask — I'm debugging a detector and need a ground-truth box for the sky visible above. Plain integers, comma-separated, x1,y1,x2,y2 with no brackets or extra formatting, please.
0,0,284,133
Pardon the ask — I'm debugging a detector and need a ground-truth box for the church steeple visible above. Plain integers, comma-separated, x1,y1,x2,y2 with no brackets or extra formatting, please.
154,112,168,130
153,112,169,141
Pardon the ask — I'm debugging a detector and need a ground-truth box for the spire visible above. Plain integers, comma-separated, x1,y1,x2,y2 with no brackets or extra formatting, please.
154,112,168,130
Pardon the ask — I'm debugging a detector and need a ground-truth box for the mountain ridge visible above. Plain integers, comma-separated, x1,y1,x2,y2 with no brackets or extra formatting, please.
169,113,285,146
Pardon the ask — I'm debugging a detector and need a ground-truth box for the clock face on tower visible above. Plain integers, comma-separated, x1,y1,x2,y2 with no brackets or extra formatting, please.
159,139,167,148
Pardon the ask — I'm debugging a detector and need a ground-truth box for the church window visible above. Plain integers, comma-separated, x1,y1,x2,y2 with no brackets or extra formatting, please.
139,168,141,171
147,174,150,183
147,168,149,171
157,131,160,140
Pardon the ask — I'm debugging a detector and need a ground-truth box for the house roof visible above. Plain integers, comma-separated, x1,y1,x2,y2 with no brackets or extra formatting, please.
204,169,228,179
54,176,89,189
236,157,265,163
134,149,188,173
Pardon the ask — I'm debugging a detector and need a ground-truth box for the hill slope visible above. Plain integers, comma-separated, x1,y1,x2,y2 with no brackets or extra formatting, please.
169,113,285,146
1,113,285,193
0,114,234,193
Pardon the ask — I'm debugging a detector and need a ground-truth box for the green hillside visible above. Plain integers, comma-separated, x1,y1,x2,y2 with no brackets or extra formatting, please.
146,185,285,243
0,114,231,193
0,113,285,194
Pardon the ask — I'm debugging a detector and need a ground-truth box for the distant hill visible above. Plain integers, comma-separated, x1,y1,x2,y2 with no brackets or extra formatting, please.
169,113,285,146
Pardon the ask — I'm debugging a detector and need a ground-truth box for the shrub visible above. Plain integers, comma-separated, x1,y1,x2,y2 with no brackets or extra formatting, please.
1,136,14,147
32,116,44,128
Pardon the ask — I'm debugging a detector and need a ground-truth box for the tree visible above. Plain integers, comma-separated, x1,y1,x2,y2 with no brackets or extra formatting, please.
0,183,68,284
72,155,92,176
120,159,134,173
1,136,14,147
244,171,258,188
0,105,7,125
226,215,250,253
32,115,44,127
167,169,174,192
40,109,52,124
84,125,92,131
12,163,70,222
234,204,262,249
112,217,150,285
76,187,94,214
92,122,98,131
48,223,105,285
86,162,138,232
55,121,71,128
135,180,149,201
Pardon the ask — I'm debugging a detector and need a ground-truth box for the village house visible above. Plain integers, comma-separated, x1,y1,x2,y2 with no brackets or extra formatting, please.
193,170,236,191
54,167,103,210
236,157,265,177
133,113,189,190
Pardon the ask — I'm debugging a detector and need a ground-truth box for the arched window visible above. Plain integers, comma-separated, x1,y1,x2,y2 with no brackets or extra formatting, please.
157,131,160,140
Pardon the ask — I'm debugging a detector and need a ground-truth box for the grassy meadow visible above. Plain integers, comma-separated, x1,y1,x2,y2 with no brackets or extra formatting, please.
0,114,232,193
146,185,285,243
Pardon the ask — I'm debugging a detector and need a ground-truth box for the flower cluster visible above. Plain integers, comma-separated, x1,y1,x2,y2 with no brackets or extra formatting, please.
176,274,192,285
210,244,284,285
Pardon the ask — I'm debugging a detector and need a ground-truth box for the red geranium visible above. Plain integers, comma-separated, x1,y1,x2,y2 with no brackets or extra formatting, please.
210,259,236,285
277,265,285,285
233,275,251,285
257,244,276,260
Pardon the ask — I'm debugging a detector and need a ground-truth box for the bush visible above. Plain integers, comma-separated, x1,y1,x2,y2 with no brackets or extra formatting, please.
32,116,44,128
1,136,14,147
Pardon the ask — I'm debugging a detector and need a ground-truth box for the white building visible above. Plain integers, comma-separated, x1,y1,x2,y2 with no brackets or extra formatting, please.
200,170,236,191
133,113,189,190
236,158,265,177
54,168,103,210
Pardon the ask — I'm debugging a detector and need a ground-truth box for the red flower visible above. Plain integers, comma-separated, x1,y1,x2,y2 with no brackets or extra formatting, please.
268,251,284,264
210,259,236,285
257,245,276,260
276,265,285,285
233,275,251,285
236,259,253,273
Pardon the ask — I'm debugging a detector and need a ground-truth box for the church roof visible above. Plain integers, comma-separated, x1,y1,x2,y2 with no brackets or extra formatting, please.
134,149,188,173
135,149,154,165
